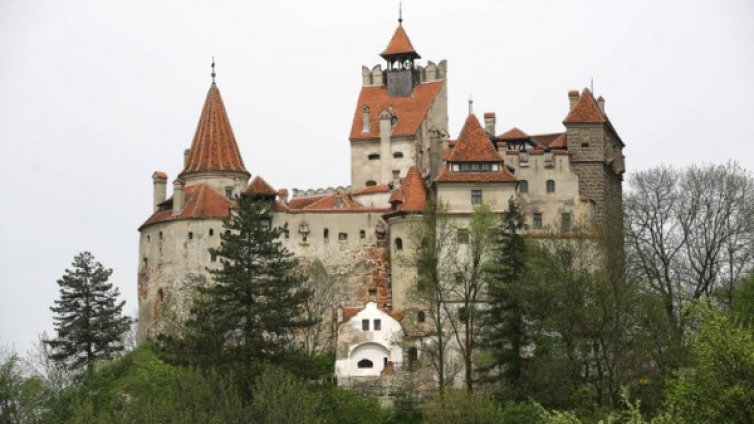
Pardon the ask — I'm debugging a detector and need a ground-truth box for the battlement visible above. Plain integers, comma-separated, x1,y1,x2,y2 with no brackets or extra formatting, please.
290,186,353,198
361,60,447,87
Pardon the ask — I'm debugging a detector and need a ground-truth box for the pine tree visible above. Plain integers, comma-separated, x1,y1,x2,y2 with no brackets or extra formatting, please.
46,252,132,373
478,198,529,398
182,192,315,377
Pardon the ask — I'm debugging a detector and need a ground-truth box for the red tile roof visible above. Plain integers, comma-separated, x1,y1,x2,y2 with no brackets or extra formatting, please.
435,167,517,183
380,24,420,58
140,183,232,229
530,132,563,148
396,166,427,212
247,176,276,196
548,133,567,149
498,127,529,139
447,114,501,162
350,81,443,141
563,88,606,124
286,195,327,210
352,184,391,195
180,84,249,178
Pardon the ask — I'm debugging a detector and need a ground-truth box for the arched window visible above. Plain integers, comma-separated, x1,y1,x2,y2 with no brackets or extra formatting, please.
394,238,403,251
546,180,555,193
519,180,529,193
393,152,404,159
368,153,380,160
366,180,377,187
357,359,374,369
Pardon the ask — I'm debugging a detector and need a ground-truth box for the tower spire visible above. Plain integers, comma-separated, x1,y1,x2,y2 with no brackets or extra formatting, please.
398,2,403,25
211,57,216,84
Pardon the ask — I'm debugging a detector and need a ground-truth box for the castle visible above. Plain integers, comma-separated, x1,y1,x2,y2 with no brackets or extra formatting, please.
136,18,625,384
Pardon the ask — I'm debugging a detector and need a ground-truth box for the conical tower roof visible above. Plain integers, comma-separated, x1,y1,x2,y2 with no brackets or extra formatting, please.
380,23,420,59
447,114,501,162
180,83,249,178
563,88,606,124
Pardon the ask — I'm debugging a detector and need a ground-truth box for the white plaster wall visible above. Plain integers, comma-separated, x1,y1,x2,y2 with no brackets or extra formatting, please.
436,182,517,214
335,302,404,378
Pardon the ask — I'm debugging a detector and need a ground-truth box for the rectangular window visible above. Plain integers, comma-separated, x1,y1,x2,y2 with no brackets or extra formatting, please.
457,228,470,244
471,189,482,205
374,319,382,331
225,187,233,199
546,180,555,193
533,213,543,229
561,213,572,232
210,252,217,262
338,232,348,241
362,319,370,331
360,230,366,239
209,229,214,236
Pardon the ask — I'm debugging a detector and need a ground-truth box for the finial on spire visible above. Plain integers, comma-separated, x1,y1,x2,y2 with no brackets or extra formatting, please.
211,57,216,84
398,2,403,25
468,94,474,115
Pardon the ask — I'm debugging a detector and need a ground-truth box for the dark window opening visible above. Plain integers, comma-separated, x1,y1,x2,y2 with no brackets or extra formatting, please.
368,288,377,296
225,230,231,236
457,228,470,244
210,252,217,262
408,347,418,368
157,288,164,302
374,319,382,331
357,359,374,369
284,228,290,239
209,229,214,236
533,213,543,229
362,319,370,331
188,232,193,240
159,231,163,240
302,234,308,242
142,257,148,270
366,180,377,187
417,311,426,323
519,180,529,193
546,180,555,193
471,189,482,205
338,232,348,241
360,230,366,239
368,153,380,160
324,228,329,240
581,142,590,148
394,238,403,251
147,235,150,242
459,162,494,172
393,152,404,159
561,213,572,232
458,306,470,322
225,187,233,199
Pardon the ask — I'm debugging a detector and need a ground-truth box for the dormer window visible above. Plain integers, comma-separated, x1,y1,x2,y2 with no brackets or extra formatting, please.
457,163,495,172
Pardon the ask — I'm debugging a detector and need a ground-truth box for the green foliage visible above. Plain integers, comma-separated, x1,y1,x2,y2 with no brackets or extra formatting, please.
662,302,754,423
248,364,326,424
1,347,50,424
731,273,754,322
500,401,546,424
46,252,131,373
160,193,316,387
422,390,504,423
478,199,529,398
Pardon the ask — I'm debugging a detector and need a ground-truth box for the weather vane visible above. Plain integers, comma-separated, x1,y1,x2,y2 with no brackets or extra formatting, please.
398,2,403,24
211,57,216,84
468,94,474,115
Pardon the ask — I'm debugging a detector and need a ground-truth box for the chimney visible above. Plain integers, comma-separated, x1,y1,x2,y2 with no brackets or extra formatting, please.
172,179,185,216
361,66,371,86
597,96,605,114
483,112,496,135
361,106,370,133
152,171,168,212
568,90,579,110
183,149,191,168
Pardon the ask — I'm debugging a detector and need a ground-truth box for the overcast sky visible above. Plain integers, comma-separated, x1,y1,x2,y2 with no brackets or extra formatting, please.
1,0,753,353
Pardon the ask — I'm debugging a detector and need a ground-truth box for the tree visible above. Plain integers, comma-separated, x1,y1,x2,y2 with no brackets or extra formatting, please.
662,302,754,423
625,163,754,334
46,252,131,374
478,198,529,399
444,203,496,393
171,192,315,383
